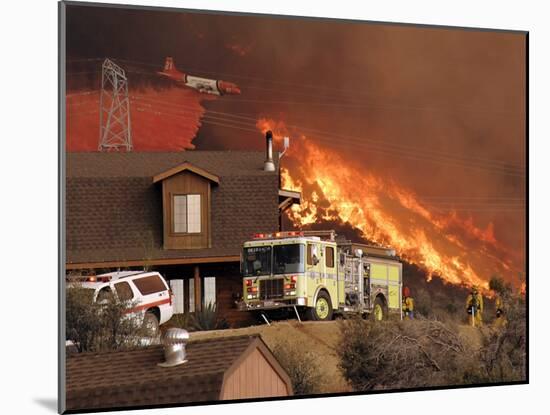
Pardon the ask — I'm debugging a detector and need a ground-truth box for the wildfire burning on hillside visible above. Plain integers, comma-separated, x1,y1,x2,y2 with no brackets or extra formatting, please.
257,118,521,290
65,5,526,292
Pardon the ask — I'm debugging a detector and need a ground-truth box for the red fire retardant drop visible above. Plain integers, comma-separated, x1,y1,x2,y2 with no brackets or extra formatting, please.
66,86,215,151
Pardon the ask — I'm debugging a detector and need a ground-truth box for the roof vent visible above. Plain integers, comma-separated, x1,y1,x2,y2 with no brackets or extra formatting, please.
158,328,189,367
264,130,275,172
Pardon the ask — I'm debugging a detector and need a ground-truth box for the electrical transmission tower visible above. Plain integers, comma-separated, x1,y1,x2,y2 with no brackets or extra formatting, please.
98,58,133,151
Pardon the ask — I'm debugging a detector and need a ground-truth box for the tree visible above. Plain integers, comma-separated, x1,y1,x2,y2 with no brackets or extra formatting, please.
66,285,149,353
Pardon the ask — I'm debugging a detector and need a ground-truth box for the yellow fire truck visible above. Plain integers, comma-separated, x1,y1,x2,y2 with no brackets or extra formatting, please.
238,231,402,321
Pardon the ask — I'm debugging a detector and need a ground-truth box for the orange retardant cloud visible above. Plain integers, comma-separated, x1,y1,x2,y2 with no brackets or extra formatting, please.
66,87,215,151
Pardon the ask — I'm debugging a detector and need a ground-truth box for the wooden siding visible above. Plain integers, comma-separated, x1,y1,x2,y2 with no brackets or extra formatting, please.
221,347,289,400
162,171,211,250
216,273,254,327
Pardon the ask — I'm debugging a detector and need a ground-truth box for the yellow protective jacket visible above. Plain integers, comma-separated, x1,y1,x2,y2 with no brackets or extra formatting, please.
466,293,484,313
402,296,414,312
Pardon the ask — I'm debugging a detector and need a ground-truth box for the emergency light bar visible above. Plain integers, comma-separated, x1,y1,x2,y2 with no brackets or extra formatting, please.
85,276,112,283
66,275,113,283
252,231,304,239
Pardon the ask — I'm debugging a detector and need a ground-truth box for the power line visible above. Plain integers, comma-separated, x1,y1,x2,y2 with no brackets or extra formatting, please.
67,109,99,117
129,95,525,176
315,139,525,177
66,58,105,63
64,61,525,177
202,120,260,134
133,105,260,134
67,57,522,117
66,91,100,98
69,106,526,212
130,94,525,171
131,107,525,177
111,57,522,116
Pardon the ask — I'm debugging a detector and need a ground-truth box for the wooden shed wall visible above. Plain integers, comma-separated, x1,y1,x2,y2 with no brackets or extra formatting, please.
221,348,290,400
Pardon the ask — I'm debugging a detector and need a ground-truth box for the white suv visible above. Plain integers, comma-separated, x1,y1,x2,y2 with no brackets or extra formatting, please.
79,271,174,336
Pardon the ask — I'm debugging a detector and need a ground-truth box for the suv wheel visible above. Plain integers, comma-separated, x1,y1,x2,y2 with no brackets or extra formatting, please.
143,311,160,339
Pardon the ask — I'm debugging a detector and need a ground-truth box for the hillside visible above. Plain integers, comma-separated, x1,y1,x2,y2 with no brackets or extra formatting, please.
188,319,486,394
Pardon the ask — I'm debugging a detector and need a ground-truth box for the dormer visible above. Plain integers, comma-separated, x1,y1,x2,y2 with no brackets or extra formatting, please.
153,162,219,250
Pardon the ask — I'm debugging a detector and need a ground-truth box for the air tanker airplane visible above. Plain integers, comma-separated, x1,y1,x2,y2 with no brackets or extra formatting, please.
157,57,241,96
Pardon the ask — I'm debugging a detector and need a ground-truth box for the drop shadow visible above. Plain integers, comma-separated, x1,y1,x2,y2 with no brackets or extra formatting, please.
34,398,58,413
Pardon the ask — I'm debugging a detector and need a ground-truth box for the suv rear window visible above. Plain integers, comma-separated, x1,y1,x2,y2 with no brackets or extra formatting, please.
132,275,167,295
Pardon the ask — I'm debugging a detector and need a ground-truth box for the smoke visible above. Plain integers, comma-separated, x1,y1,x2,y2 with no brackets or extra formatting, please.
65,6,526,285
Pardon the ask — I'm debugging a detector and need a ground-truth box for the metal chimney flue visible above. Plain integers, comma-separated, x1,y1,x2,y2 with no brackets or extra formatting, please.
158,328,189,367
264,130,275,172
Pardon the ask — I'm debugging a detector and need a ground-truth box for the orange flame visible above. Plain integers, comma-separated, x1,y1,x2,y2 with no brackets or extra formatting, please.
259,118,521,290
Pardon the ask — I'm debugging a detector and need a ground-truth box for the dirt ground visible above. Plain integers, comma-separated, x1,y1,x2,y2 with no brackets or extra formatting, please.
190,320,352,393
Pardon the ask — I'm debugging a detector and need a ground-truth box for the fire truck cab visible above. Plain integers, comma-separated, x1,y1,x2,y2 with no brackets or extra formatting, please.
239,231,402,321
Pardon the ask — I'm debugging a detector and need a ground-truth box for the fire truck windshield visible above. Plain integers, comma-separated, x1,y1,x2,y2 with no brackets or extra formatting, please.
243,244,305,276
273,244,304,274
243,246,272,276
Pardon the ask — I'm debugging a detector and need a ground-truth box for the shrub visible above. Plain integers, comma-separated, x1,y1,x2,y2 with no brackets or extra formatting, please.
66,285,148,352
479,292,526,382
337,317,482,391
488,275,513,296
162,304,229,332
272,339,323,395
66,286,103,352
444,302,458,315
413,288,432,318
188,302,229,331
165,313,190,330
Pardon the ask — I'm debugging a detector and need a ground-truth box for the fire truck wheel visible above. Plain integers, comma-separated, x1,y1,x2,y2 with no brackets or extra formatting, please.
371,297,387,322
143,311,160,339
308,291,333,321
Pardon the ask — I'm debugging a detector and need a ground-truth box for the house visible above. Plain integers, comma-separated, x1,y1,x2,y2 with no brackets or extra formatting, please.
66,147,300,325
66,335,293,411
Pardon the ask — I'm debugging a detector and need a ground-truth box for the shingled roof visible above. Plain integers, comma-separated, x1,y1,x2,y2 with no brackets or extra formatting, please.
66,335,292,411
66,151,280,267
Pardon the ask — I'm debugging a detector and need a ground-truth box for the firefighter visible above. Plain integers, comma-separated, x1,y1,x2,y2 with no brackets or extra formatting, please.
493,293,507,328
402,286,415,320
466,285,484,326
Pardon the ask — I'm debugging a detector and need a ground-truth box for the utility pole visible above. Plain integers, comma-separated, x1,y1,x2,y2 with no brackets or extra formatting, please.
98,58,132,151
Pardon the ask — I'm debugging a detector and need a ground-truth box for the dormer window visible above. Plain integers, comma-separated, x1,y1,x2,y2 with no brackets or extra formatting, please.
173,194,202,234
153,162,219,250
